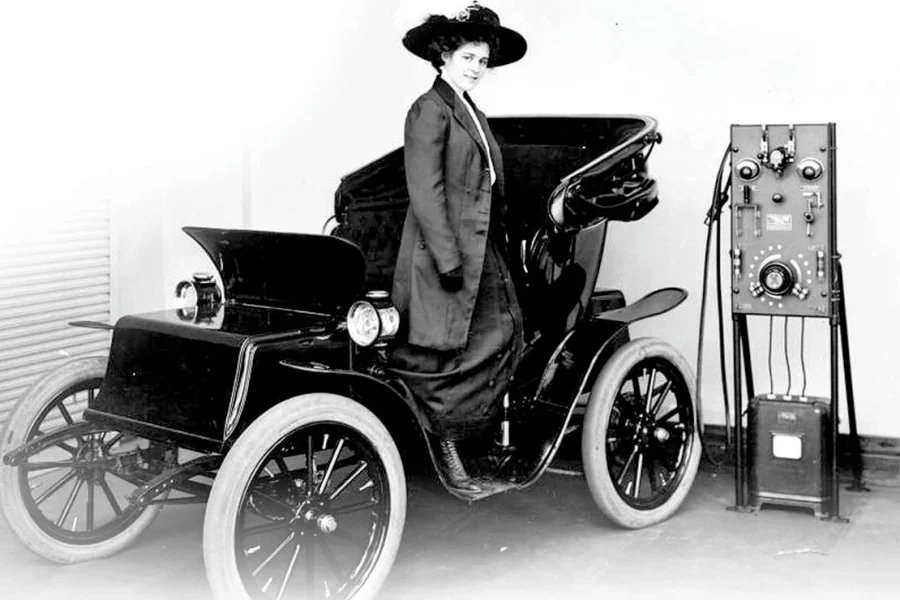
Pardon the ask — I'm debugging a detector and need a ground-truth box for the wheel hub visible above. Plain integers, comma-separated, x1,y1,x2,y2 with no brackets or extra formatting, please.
74,435,107,480
292,500,338,535
317,514,338,534
633,414,658,446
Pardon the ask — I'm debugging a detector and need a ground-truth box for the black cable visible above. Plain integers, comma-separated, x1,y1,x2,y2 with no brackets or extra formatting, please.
767,317,774,393
800,317,808,397
695,145,733,467
714,184,731,449
783,316,792,395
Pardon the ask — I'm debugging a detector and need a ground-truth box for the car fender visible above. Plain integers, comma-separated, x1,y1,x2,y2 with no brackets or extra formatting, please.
508,287,689,486
227,359,430,464
583,287,688,387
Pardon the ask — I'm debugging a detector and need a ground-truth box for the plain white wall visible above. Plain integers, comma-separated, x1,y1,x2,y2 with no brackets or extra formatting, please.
3,1,897,436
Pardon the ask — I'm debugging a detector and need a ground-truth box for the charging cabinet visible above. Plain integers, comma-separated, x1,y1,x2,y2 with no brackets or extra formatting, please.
747,394,833,517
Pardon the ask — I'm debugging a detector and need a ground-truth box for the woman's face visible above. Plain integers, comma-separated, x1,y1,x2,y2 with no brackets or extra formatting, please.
441,41,490,93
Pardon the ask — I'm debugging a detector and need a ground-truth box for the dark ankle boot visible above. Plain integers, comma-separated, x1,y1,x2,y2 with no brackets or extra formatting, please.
439,440,480,492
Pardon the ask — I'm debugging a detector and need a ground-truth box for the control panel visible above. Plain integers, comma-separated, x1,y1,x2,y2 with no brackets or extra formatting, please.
730,124,836,318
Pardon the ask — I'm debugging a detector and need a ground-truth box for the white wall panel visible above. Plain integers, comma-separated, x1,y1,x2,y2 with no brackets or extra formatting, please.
0,200,110,429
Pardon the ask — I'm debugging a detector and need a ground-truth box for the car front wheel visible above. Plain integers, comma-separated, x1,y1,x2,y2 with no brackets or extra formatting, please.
204,393,406,600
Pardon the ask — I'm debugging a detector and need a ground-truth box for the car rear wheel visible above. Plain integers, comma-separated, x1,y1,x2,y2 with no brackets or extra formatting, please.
0,357,165,563
582,338,700,528
204,393,406,600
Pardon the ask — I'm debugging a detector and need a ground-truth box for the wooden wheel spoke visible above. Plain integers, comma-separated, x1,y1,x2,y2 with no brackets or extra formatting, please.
317,437,346,495
275,544,302,600
35,470,78,506
629,375,643,408
331,498,378,516
242,519,293,537
646,460,670,493
644,368,657,412
251,532,295,578
317,535,346,583
57,401,75,426
306,436,315,493
86,481,95,530
98,475,123,516
56,477,85,528
649,380,674,417
656,407,680,423
633,452,645,498
55,441,78,455
328,462,368,501
333,526,368,549
248,490,295,518
25,459,79,471
306,535,315,599
616,446,639,487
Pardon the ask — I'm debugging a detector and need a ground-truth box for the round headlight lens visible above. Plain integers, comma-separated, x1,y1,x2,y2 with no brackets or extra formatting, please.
175,281,198,308
347,301,380,346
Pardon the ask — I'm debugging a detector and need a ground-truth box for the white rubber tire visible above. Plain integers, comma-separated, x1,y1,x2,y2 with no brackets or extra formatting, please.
204,393,406,600
582,338,701,529
0,357,164,563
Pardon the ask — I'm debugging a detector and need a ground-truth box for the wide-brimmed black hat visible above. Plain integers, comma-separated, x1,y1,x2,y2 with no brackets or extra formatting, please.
403,2,527,67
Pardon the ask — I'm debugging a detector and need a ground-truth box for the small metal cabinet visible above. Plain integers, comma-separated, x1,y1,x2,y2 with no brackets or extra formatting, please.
747,394,833,517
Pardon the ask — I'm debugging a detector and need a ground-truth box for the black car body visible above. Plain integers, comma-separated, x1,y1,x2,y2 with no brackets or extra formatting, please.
1,115,700,600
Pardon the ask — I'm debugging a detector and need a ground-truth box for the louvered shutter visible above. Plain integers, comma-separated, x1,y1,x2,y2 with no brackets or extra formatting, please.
0,199,111,429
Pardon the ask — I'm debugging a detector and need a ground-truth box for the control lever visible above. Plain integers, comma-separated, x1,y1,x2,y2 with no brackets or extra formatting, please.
803,191,823,237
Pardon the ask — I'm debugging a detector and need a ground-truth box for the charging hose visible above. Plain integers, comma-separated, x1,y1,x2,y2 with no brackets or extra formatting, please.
695,145,734,466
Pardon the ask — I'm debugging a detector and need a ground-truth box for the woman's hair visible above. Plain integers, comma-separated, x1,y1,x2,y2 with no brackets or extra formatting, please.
423,16,500,72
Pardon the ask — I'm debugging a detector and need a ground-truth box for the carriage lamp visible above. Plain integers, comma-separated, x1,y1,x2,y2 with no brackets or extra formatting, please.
346,290,400,347
175,272,223,321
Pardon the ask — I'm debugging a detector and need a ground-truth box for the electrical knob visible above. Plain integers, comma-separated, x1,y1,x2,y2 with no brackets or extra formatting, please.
736,159,760,180
797,158,824,181
759,262,794,296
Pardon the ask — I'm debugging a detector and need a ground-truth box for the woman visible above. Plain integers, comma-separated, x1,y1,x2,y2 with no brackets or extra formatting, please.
391,3,527,493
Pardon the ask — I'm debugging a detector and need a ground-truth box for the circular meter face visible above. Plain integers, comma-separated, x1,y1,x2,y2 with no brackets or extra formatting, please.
759,262,793,296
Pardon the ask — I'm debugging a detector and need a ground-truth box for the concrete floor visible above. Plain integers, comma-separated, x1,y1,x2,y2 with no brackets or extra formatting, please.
1,459,898,600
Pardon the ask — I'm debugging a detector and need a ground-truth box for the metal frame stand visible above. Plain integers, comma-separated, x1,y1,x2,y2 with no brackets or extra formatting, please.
730,258,864,521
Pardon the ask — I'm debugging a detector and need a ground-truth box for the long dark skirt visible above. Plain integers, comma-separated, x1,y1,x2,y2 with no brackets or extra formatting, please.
390,239,524,440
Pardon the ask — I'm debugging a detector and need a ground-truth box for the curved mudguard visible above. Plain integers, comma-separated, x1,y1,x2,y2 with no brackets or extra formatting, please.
591,287,687,326
496,287,688,490
241,361,431,461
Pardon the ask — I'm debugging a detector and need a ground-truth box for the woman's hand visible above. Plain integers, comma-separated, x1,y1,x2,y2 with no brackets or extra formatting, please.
438,266,464,292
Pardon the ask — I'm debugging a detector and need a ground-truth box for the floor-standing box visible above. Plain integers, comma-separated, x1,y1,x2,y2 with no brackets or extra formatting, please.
747,394,833,516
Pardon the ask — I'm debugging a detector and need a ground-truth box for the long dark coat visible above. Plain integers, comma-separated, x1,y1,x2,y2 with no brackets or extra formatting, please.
391,77,524,440
391,77,506,351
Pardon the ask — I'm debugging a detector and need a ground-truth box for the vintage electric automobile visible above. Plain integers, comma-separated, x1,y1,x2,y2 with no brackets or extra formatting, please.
1,115,700,600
